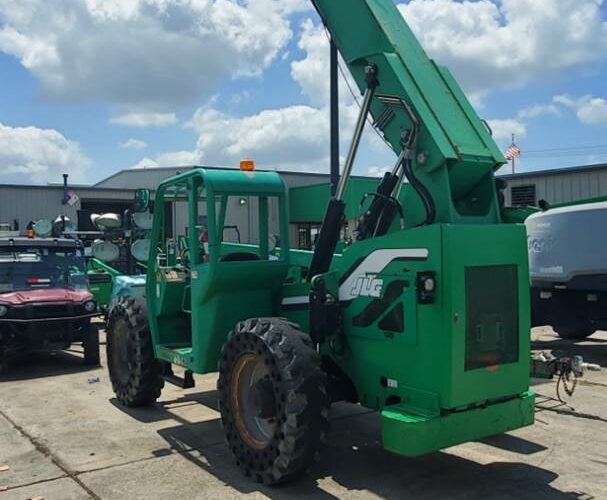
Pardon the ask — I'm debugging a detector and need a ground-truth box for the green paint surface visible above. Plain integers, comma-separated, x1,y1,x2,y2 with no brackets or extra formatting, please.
134,0,535,460
289,178,380,223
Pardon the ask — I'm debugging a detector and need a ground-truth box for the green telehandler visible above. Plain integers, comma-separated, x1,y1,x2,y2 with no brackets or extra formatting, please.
107,0,536,484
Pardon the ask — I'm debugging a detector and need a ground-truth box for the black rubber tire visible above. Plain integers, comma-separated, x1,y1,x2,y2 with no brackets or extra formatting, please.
82,321,100,365
554,324,596,340
218,318,329,485
107,296,164,406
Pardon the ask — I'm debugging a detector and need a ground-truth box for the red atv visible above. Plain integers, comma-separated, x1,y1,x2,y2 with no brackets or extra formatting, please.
0,237,100,371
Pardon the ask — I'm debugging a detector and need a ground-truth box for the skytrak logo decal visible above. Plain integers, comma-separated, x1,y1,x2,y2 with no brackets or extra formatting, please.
350,275,384,298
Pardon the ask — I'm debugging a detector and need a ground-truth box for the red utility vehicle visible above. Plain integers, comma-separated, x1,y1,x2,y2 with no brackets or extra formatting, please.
0,237,100,370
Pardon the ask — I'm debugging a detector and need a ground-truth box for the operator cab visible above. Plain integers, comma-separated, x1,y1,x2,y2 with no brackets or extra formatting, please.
147,166,291,373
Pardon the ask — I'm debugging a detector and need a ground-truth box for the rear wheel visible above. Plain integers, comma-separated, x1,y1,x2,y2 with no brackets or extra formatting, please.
107,296,164,406
554,324,596,340
218,318,329,484
82,321,100,365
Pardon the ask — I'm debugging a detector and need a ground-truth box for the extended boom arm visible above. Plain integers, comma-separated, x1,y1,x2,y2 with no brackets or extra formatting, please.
310,0,507,265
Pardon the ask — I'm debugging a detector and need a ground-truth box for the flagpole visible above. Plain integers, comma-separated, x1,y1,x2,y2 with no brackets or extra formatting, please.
511,133,515,175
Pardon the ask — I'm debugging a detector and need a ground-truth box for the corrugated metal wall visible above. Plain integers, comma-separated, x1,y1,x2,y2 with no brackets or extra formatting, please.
0,185,134,233
501,167,607,205
5,164,606,242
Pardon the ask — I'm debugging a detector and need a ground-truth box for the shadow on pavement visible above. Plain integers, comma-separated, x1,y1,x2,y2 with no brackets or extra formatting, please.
480,433,548,455
109,389,219,424
112,388,588,499
0,350,96,381
156,417,586,500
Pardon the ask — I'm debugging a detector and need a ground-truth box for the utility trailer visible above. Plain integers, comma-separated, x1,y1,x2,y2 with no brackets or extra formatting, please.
107,0,536,484
527,201,607,339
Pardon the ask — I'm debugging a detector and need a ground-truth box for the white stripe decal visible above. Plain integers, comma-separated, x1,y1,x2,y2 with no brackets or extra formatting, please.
338,248,429,301
281,296,310,306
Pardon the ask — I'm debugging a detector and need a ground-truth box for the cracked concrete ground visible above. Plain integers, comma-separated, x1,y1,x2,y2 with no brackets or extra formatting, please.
0,325,606,499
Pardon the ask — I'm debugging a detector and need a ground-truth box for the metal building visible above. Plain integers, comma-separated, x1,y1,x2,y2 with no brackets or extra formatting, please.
0,167,372,248
2,163,607,242
0,183,136,233
500,163,607,207
95,167,377,248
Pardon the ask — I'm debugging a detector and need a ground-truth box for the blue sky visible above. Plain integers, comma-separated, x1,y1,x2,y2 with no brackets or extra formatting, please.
0,0,606,186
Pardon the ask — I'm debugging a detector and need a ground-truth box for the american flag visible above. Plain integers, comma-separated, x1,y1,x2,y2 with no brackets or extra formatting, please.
505,143,521,161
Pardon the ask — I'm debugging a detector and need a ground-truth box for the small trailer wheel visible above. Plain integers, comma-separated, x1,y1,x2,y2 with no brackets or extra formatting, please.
107,296,164,406
218,318,329,484
554,324,596,340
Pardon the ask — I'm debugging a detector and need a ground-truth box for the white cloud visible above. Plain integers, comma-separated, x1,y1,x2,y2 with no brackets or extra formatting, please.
368,166,391,177
555,94,607,125
487,119,527,141
229,90,250,105
398,0,607,97
290,19,360,108
0,122,91,183
125,18,350,173
129,149,202,169
130,17,398,175
177,16,393,174
130,157,159,170
517,104,560,120
290,19,332,107
111,112,178,128
0,0,308,108
156,150,202,166
191,105,331,170
120,138,147,150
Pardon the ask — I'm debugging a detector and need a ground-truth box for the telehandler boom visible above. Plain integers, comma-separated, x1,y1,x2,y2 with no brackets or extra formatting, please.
107,0,534,484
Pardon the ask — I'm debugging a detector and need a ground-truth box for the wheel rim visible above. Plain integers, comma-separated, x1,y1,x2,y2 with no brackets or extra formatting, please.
112,318,131,384
230,353,277,449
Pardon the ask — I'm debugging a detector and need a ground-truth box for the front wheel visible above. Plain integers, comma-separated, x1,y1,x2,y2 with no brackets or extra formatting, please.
218,318,329,485
107,296,164,406
82,321,100,365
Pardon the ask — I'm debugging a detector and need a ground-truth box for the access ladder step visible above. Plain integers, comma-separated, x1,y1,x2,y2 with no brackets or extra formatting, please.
162,364,195,389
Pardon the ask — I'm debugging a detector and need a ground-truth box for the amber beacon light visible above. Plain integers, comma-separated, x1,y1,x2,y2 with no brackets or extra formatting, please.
240,160,255,172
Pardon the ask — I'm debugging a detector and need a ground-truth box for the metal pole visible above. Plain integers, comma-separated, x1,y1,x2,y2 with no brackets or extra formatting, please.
511,133,516,175
335,67,377,200
62,174,68,205
330,39,340,197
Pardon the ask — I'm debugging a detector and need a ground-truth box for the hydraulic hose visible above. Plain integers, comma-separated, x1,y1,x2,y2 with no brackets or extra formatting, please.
402,158,436,226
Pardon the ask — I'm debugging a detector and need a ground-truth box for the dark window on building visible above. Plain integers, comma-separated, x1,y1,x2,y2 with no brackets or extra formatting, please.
511,185,536,206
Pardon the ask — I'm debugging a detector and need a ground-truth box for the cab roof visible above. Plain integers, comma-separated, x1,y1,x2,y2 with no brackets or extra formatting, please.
159,168,287,197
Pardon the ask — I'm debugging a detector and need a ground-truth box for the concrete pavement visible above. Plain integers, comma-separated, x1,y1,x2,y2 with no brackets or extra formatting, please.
1,326,606,499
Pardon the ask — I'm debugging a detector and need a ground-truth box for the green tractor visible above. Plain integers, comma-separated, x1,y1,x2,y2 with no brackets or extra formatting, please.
107,0,534,484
